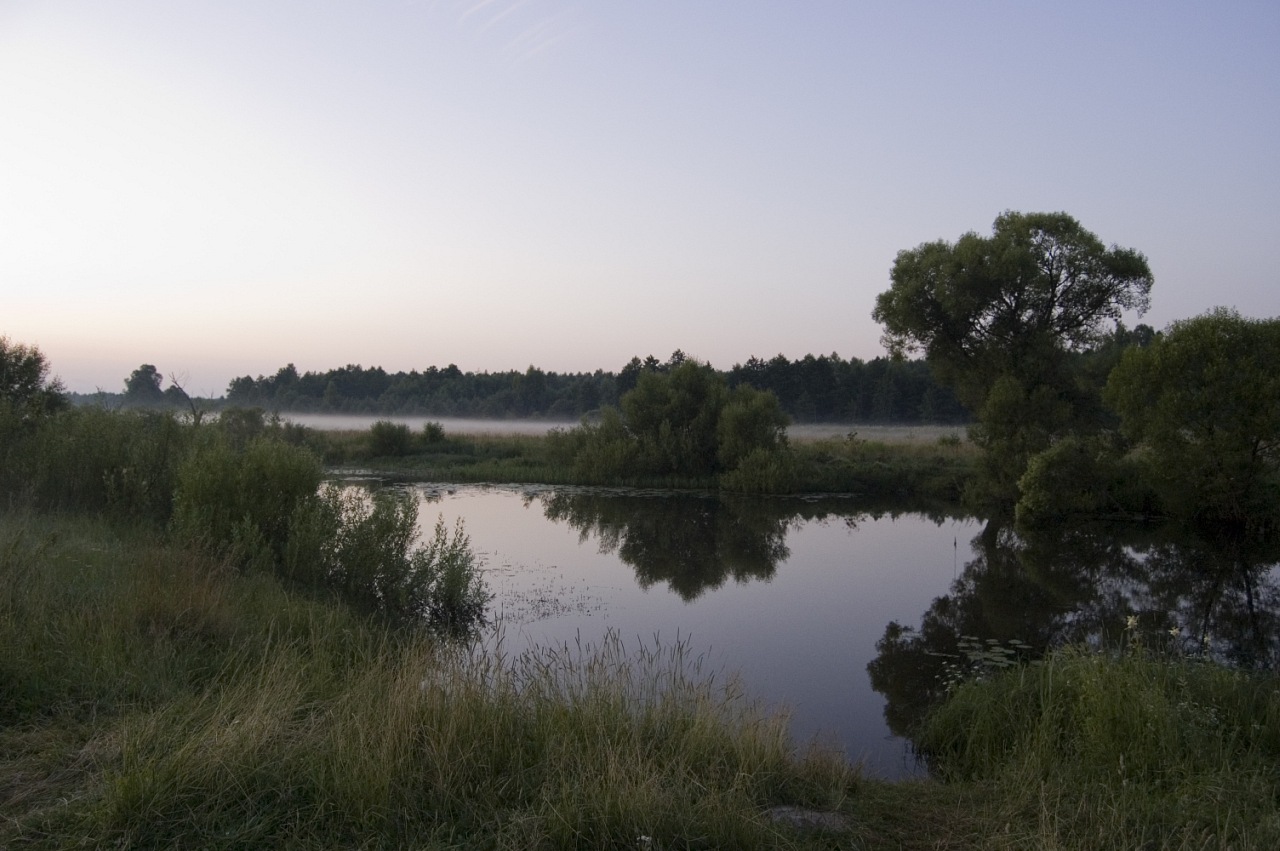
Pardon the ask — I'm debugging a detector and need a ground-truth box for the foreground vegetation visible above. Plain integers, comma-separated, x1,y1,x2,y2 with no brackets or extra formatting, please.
918,644,1280,849
5,511,1277,849
0,512,853,849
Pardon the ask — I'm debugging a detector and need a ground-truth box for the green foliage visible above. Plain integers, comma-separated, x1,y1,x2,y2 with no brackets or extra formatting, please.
874,211,1153,402
917,646,1280,849
0,336,67,423
966,374,1075,506
171,436,323,570
553,407,637,482
214,406,270,448
420,420,445,444
123,363,166,406
0,406,189,522
729,352,969,423
718,446,801,494
1015,434,1154,527
1106,308,1280,531
224,350,967,424
169,434,489,633
622,359,727,474
563,359,792,484
290,487,489,633
717,384,790,469
786,435,975,503
368,419,412,457
873,212,1154,508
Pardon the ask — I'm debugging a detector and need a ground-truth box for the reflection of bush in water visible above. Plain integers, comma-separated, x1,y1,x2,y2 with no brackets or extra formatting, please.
541,489,963,602
540,492,791,601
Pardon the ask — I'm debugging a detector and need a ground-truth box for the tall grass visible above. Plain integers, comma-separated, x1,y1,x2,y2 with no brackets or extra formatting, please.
0,406,190,522
917,646,1280,849
787,435,976,502
98,631,852,849
0,512,855,849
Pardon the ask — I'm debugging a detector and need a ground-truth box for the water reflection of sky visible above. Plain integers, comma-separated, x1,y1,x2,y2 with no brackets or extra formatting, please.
415,484,979,780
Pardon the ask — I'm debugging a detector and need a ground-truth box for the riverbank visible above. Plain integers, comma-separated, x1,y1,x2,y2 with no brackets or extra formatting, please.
0,511,854,849
5,510,1276,849
312,425,978,505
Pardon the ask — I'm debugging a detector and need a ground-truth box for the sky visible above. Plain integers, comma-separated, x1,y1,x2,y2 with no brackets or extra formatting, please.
2,1,1278,396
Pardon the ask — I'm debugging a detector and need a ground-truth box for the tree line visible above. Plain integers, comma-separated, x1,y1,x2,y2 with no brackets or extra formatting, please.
207,352,973,423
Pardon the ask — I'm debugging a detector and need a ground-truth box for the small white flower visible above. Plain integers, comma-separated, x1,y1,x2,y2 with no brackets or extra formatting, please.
1125,615,1139,631
1168,626,1182,638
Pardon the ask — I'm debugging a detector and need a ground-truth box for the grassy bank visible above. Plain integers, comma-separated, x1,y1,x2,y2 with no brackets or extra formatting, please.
7,511,1277,849
322,425,978,502
0,511,854,849
916,645,1280,849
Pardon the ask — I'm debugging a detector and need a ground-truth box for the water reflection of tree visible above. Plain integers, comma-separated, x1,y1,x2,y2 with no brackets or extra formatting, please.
538,490,939,602
868,520,1280,740
538,491,791,601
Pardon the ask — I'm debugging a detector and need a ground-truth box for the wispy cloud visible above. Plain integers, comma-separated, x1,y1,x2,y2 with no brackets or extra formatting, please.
450,0,583,62
506,10,579,62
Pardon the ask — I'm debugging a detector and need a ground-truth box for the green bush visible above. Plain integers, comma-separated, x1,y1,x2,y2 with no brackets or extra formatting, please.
717,384,789,469
287,486,489,634
214,406,272,449
0,336,67,422
1015,435,1154,526
171,436,323,569
719,447,799,494
420,420,446,445
561,360,791,484
369,420,412,457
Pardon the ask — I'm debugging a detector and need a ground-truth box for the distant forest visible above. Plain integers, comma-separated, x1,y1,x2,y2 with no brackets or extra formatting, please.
217,352,970,424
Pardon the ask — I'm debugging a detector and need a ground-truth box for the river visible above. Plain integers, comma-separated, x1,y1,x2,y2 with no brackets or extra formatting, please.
349,482,1280,780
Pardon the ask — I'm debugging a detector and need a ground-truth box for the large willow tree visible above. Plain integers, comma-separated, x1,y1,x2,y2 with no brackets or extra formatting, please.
872,211,1154,505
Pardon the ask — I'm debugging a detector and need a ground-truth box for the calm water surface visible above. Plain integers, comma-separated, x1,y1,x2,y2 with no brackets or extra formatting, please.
409,484,978,779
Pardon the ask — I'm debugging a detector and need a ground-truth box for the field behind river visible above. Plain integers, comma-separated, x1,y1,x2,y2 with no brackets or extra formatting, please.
282,413,966,444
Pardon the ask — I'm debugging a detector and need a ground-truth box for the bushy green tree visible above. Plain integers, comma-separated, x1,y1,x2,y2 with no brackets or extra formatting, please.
716,384,790,470
124,364,166,406
369,420,412,457
562,359,789,483
622,360,727,475
0,336,67,421
1105,308,1280,532
873,211,1153,505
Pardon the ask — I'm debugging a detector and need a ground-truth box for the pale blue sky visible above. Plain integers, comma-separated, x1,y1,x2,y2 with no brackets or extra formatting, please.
3,1,1277,395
